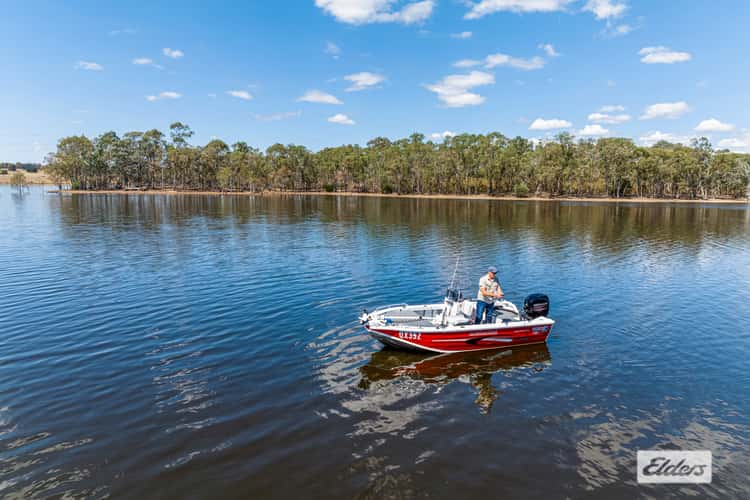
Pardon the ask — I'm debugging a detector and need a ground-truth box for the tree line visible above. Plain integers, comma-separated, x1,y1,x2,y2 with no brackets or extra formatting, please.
44,122,750,199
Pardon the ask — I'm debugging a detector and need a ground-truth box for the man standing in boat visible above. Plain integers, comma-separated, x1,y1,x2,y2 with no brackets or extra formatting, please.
476,266,504,324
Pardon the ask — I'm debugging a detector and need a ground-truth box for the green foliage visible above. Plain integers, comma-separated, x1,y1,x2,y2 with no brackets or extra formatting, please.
514,182,530,197
0,169,8,175
42,127,750,199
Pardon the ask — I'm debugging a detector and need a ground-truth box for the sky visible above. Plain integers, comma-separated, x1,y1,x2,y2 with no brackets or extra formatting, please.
1,0,749,162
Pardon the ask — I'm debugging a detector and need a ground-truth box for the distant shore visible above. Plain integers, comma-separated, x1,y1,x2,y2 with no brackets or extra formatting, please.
0,171,54,185
45,188,750,204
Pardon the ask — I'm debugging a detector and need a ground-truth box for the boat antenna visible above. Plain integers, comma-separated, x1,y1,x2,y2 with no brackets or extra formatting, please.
449,254,460,290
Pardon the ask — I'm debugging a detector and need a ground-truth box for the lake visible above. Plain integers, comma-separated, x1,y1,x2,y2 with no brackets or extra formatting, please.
1,186,749,499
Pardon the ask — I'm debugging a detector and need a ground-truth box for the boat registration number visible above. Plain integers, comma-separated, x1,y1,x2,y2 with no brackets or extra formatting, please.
398,331,422,340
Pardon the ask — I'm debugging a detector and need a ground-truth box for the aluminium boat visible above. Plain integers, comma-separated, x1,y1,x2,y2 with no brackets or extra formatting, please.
359,289,554,353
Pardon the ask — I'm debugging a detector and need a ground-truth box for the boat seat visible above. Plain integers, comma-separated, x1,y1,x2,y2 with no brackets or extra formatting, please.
445,300,474,326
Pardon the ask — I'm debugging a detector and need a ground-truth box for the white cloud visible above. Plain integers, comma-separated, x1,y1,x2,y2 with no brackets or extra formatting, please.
146,91,181,101
315,0,434,25
465,0,572,20
254,111,302,122
76,61,103,71
430,130,457,140
694,118,734,133
132,58,163,69
639,131,693,146
453,59,482,68
529,118,572,130
583,0,626,20
208,93,217,98
588,112,631,124
599,104,625,112
485,53,545,70
538,43,559,57
226,90,253,101
639,46,691,64
718,131,750,152
162,47,184,58
611,23,633,36
578,124,609,136
425,71,495,108
451,31,473,39
325,41,341,58
344,71,386,91
328,113,355,125
640,101,690,120
297,90,343,104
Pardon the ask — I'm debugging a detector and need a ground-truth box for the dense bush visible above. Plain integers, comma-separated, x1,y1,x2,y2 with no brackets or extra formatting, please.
514,182,530,197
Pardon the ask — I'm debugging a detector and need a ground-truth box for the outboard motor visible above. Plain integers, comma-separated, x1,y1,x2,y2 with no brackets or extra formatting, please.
524,293,550,318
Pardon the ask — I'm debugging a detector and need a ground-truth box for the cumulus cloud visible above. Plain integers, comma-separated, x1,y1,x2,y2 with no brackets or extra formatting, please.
578,124,609,136
146,91,181,101
315,0,434,25
718,131,750,152
588,112,631,124
254,111,302,122
485,53,545,70
328,113,355,125
639,131,693,146
694,118,734,133
425,71,495,108
451,31,473,39
529,118,572,130
344,71,386,91
325,41,341,58
430,131,457,141
640,101,690,120
464,0,572,20
226,90,253,101
599,104,625,112
297,90,343,104
538,43,559,57
76,61,103,71
583,0,627,19
162,47,184,58
639,46,691,64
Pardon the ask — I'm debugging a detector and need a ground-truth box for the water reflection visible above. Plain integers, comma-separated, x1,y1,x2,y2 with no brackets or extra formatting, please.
358,345,551,414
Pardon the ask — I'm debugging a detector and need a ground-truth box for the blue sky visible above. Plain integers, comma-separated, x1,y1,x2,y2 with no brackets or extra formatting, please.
2,0,749,162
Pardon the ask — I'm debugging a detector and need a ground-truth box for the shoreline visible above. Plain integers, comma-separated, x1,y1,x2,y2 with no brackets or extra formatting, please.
44,188,750,204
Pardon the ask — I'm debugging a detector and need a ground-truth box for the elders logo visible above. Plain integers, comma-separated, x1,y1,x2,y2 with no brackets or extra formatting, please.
637,450,712,484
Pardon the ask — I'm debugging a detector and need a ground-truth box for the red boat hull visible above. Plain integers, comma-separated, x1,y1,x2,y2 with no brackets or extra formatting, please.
366,323,552,353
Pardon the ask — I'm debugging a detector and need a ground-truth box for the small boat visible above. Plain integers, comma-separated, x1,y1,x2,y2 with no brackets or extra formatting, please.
359,288,554,353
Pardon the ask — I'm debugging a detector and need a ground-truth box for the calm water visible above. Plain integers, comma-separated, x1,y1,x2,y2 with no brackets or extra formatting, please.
1,186,749,499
